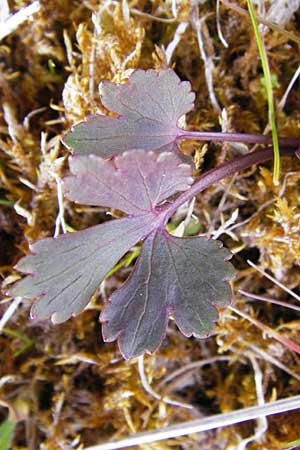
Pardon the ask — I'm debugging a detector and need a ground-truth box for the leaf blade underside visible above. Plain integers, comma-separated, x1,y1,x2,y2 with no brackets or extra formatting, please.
10,215,158,323
63,150,193,215
63,69,195,157
101,230,235,359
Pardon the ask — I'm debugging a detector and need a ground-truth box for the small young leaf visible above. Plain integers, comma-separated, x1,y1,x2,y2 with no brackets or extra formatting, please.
63,69,195,157
63,151,193,214
10,150,193,324
101,230,235,359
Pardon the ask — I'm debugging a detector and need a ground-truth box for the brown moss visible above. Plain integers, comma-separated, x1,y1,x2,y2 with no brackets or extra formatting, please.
1,1,300,448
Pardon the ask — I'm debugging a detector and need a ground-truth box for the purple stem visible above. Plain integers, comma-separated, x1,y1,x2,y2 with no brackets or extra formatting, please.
163,146,297,223
177,129,300,148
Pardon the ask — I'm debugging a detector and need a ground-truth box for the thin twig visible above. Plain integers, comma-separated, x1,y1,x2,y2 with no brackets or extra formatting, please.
23,107,47,131
138,355,160,400
190,9,222,113
53,173,67,237
0,1,40,41
237,355,267,449
0,297,22,332
208,173,237,236
211,208,239,240
279,64,300,111
226,199,274,233
249,344,300,382
220,0,300,45
110,0,176,23
171,0,178,18
226,170,299,234
247,260,300,304
239,289,300,313
171,197,195,237
0,0,10,23
137,355,193,410
229,306,300,355
158,356,231,389
165,22,188,65
216,0,229,48
122,0,130,24
89,36,96,99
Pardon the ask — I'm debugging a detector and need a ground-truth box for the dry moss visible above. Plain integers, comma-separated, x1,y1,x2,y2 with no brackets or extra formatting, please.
1,1,300,449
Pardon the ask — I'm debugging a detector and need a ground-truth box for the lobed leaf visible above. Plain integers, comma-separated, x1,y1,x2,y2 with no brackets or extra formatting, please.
101,230,235,359
10,215,158,323
63,150,193,214
10,147,236,358
63,69,195,157
10,150,193,325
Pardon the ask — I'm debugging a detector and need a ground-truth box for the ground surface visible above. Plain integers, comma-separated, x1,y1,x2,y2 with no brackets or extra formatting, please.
0,1,300,449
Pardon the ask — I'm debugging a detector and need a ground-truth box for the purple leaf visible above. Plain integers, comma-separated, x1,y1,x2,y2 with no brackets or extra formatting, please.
63,150,193,214
10,147,236,358
63,69,195,157
10,150,192,325
10,215,158,323
101,230,235,359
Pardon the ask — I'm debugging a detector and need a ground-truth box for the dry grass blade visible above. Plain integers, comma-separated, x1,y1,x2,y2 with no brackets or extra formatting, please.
0,1,40,40
82,395,300,450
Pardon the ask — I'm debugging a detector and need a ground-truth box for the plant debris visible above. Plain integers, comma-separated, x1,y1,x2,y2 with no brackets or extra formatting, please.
1,1,300,449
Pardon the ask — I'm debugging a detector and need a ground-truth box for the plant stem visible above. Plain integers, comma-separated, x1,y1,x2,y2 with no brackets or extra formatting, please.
163,146,296,223
177,129,300,148
247,0,280,185
220,0,300,45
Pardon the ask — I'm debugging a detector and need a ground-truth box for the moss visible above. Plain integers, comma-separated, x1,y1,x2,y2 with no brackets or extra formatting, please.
0,1,300,448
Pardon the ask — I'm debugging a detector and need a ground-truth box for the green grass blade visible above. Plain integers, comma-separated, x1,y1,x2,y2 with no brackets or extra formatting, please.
247,0,280,185
282,438,300,449
105,247,140,279
2,328,34,357
0,420,15,450
0,199,14,207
